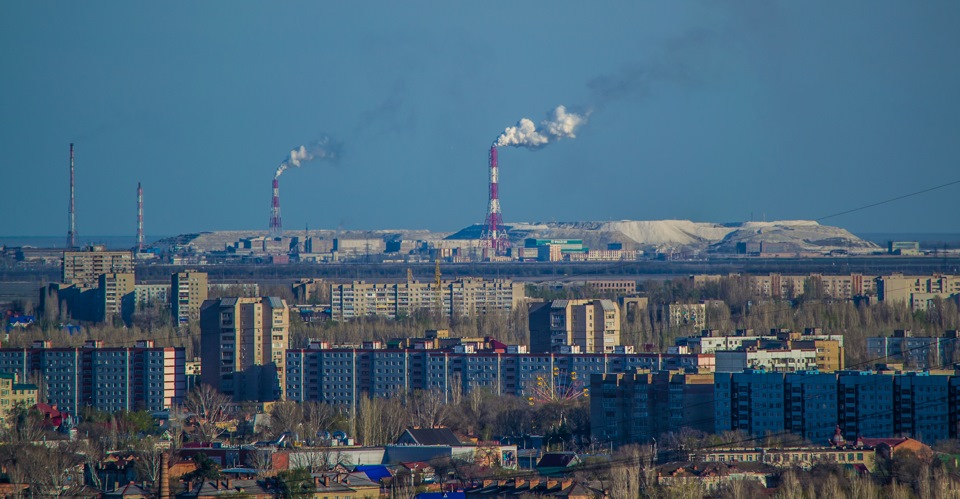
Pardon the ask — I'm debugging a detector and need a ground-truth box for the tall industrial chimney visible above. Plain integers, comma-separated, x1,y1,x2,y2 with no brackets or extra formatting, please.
480,145,509,255
269,178,282,238
136,182,144,253
67,143,78,249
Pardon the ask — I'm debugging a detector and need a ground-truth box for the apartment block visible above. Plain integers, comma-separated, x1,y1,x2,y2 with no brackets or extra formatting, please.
529,300,621,353
590,370,714,445
877,274,960,311
172,270,209,325
837,370,895,440
748,273,876,300
584,280,637,296
97,272,135,323
200,297,288,402
330,278,524,321
867,330,959,369
0,373,38,424
134,284,170,306
62,247,134,287
676,328,845,355
285,340,713,413
0,340,184,414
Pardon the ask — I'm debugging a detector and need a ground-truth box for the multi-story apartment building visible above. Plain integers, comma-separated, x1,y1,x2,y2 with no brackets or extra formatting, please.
837,370,895,440
529,300,621,353
714,369,949,444
715,348,819,373
589,370,714,445
710,330,845,373
877,274,960,311
583,280,637,295
893,372,953,443
783,371,839,444
97,272,135,323
172,270,208,325
0,373,38,424
655,303,707,332
748,273,876,300
200,297,288,402
867,330,959,369
330,278,524,321
715,369,787,437
134,283,170,306
285,340,714,414
676,328,845,355
62,247,134,287
0,340,184,414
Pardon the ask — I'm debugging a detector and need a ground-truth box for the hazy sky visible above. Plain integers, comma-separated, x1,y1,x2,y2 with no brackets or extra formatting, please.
2,1,958,237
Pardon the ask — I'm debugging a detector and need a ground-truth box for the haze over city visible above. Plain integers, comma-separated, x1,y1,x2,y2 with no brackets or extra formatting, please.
2,1,959,238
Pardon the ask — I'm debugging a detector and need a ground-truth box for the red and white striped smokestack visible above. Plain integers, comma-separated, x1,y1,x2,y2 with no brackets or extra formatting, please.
136,182,144,253
67,143,78,249
269,178,282,238
481,145,508,255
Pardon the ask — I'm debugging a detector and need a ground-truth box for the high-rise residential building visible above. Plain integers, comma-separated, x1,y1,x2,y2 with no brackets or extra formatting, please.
62,247,134,287
285,340,711,413
837,370,895,440
590,370,714,445
0,340,184,414
877,274,960,311
172,270,208,325
866,330,959,369
97,272,135,323
529,299,621,353
200,297,288,401
330,278,524,321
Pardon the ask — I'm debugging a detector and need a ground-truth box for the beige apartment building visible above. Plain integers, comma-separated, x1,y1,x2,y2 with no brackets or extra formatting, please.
529,299,621,353
877,273,960,311
172,270,208,325
200,297,288,401
62,247,134,287
97,272,135,322
330,278,524,321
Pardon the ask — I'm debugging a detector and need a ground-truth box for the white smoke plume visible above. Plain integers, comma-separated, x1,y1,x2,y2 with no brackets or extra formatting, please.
494,105,589,149
274,136,341,178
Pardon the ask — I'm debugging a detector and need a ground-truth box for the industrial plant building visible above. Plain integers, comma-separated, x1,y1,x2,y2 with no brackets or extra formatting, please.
329,278,524,321
200,296,289,402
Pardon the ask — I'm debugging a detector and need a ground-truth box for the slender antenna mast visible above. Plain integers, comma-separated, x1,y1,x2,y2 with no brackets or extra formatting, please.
136,182,144,252
67,143,78,249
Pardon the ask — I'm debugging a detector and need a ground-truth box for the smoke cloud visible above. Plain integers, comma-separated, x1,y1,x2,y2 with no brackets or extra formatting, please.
494,105,589,149
274,135,342,178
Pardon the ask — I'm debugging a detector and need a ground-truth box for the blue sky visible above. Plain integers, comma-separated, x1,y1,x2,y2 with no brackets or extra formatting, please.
1,1,958,237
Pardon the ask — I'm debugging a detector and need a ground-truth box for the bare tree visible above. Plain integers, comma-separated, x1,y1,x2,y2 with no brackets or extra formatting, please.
301,401,339,446
410,389,447,428
15,443,86,498
245,450,273,478
133,438,165,487
183,384,231,442
268,400,304,439
356,396,409,446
